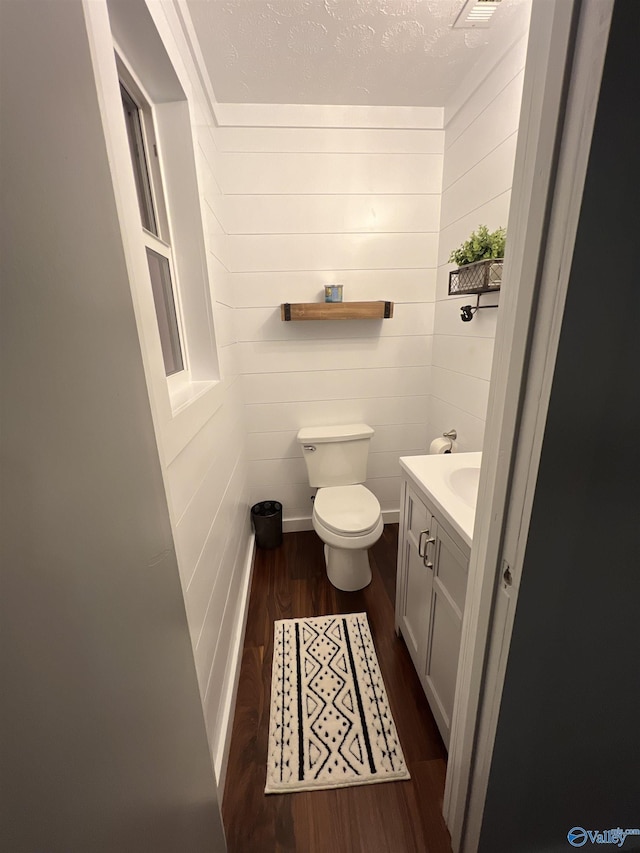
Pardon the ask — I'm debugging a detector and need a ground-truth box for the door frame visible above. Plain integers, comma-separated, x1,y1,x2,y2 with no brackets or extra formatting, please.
443,1,615,849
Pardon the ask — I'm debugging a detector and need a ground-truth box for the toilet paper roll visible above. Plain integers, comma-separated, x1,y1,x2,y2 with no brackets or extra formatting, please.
429,436,457,454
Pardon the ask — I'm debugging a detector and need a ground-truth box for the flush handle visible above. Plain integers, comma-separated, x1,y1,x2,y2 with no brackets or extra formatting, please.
303,445,316,452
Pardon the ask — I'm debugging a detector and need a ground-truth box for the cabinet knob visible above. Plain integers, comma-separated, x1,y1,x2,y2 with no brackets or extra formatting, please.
425,561,433,570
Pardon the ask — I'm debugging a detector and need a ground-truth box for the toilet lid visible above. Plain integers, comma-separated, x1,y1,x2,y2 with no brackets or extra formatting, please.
314,485,381,536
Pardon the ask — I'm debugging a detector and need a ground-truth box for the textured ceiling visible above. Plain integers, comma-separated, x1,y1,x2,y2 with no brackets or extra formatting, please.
186,0,528,107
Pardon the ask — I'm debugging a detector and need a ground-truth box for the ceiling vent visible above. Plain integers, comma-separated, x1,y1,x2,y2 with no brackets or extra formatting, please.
452,0,503,29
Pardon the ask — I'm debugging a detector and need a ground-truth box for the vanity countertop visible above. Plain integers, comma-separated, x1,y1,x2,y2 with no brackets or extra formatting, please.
399,452,482,548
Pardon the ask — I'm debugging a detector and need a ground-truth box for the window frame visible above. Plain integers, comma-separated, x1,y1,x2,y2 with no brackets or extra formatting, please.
115,50,189,388
119,81,157,235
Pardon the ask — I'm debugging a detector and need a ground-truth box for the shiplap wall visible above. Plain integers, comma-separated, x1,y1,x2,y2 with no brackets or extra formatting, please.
161,125,250,783
208,126,443,527
95,1,252,790
429,33,528,452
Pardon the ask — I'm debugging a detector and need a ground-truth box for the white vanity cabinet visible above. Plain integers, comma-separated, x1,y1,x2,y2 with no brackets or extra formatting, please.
395,476,470,750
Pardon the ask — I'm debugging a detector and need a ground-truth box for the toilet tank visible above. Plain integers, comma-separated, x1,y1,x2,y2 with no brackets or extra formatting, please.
297,423,374,487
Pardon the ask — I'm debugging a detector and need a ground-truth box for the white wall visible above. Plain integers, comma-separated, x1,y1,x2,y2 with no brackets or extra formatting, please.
430,31,529,452
87,0,253,789
200,18,531,523
165,119,250,783
207,124,444,527
0,2,226,848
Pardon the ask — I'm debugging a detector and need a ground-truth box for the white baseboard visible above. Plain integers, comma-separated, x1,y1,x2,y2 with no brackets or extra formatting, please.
283,516,313,532
283,509,399,533
214,532,255,798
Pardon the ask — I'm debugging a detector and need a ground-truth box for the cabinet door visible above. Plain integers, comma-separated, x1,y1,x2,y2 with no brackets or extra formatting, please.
398,484,434,674
423,521,469,749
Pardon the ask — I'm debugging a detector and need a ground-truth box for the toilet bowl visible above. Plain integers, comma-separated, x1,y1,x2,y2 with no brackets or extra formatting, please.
312,485,383,591
297,424,383,592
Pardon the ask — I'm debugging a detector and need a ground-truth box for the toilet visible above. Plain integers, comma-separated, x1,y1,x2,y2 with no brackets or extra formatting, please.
297,423,383,591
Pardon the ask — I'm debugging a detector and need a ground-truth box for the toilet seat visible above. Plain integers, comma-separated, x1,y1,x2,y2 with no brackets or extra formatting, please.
313,485,381,536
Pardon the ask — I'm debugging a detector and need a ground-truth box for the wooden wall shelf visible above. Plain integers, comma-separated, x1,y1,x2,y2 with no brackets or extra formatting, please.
281,301,394,321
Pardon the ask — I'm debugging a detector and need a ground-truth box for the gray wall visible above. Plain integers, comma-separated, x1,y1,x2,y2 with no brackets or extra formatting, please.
0,2,225,850
479,2,640,851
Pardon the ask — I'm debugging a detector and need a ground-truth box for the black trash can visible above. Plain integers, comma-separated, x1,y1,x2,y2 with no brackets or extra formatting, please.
251,501,283,549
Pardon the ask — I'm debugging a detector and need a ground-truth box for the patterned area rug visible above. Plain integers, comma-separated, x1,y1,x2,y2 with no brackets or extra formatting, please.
265,612,410,793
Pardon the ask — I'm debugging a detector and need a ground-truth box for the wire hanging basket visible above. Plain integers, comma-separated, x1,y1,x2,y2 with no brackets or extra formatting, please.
448,258,504,296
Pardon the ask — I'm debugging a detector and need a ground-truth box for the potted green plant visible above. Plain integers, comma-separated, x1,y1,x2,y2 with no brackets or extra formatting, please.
448,225,506,295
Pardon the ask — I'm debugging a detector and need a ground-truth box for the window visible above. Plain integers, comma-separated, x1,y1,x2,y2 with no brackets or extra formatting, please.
145,248,184,376
118,63,185,378
95,0,220,413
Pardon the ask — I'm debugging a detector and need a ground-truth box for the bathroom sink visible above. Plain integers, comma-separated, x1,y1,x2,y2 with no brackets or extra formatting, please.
446,466,481,508
398,452,482,547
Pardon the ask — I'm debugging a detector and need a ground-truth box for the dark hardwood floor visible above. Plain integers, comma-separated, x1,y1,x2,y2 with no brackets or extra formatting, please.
222,525,452,853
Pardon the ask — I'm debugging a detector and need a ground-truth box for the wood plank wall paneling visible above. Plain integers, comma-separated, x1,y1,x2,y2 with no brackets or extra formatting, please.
430,34,528,453
222,232,439,273
213,152,443,195
243,366,430,405
153,123,253,767
219,194,442,234
247,423,428,461
210,125,444,526
231,269,437,307
214,127,445,154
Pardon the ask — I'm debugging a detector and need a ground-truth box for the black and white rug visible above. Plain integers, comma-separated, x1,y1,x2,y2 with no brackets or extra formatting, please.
265,612,409,794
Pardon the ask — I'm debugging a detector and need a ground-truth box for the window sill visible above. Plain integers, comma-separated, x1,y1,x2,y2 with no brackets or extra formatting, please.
162,376,225,464
170,378,220,416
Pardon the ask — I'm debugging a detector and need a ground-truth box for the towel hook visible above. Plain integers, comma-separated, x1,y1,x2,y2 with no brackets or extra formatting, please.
460,293,499,322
